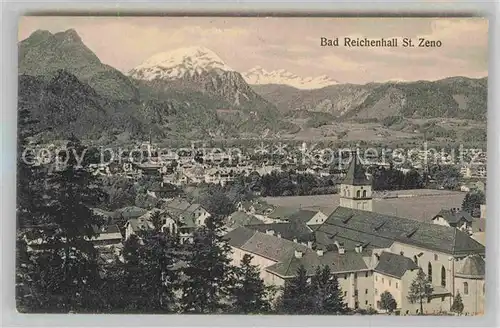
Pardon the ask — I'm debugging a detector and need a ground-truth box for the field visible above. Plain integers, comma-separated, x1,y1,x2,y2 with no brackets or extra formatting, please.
263,189,466,222
276,117,486,150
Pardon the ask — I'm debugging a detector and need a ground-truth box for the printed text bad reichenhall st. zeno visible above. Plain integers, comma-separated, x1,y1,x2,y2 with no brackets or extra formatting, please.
320,37,443,48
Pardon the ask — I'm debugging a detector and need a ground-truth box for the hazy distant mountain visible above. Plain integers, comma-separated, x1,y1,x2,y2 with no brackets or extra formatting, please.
243,66,338,90
19,29,139,102
252,77,488,121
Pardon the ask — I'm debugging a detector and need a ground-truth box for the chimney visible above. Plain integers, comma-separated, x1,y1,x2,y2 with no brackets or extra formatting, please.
307,241,313,249
317,249,324,256
355,243,363,253
266,229,275,236
293,238,298,243
334,240,345,254
294,250,303,258
277,233,282,238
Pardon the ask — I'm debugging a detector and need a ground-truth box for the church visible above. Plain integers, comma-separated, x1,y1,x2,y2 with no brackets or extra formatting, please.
226,152,486,315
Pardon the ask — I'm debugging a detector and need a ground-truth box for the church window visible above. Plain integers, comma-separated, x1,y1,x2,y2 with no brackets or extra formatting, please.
428,263,433,283
464,282,468,295
356,190,361,198
363,190,367,198
434,254,438,261
441,266,446,287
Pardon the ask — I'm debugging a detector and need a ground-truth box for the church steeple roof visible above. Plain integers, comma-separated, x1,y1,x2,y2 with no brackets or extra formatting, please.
342,151,371,186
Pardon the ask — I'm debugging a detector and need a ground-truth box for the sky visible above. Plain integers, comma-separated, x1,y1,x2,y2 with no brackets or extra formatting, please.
18,16,488,84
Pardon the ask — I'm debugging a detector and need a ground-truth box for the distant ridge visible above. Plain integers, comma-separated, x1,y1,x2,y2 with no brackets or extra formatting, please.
243,66,339,90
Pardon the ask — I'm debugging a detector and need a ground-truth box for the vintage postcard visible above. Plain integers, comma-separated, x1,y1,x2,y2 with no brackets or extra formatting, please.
17,16,487,315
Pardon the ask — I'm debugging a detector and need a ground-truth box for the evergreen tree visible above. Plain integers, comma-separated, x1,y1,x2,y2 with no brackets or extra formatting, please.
136,224,181,312
102,223,182,313
380,290,397,313
17,136,108,313
16,107,45,311
407,269,433,315
279,265,313,314
100,235,147,312
310,266,348,314
451,292,464,315
180,215,236,313
231,254,271,314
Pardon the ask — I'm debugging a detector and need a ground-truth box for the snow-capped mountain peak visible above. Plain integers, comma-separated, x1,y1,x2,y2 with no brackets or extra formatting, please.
242,66,338,90
129,46,233,80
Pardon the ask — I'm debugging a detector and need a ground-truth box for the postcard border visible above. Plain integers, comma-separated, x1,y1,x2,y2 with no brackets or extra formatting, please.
2,1,499,327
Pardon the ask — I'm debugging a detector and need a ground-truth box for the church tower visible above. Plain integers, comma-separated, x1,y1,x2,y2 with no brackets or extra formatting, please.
339,152,373,211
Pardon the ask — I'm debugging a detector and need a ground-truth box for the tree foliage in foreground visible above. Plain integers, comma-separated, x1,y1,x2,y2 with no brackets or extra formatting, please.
407,269,433,315
231,254,272,314
277,265,348,315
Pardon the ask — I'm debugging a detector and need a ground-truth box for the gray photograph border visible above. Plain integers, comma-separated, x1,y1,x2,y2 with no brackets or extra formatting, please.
1,1,499,327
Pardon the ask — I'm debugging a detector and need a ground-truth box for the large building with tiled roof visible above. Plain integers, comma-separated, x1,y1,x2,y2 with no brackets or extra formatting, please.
226,154,486,315
224,226,375,309
312,205,484,314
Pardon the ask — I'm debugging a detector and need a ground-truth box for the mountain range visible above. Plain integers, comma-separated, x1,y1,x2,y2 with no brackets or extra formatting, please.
18,31,289,140
18,29,488,142
242,66,338,90
251,77,487,121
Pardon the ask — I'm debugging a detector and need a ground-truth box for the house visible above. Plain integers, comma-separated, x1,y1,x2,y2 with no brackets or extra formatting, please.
225,211,264,231
162,198,211,243
91,224,123,248
287,209,328,226
114,206,148,221
237,200,275,220
431,208,474,234
147,182,180,199
124,210,157,240
373,252,422,314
